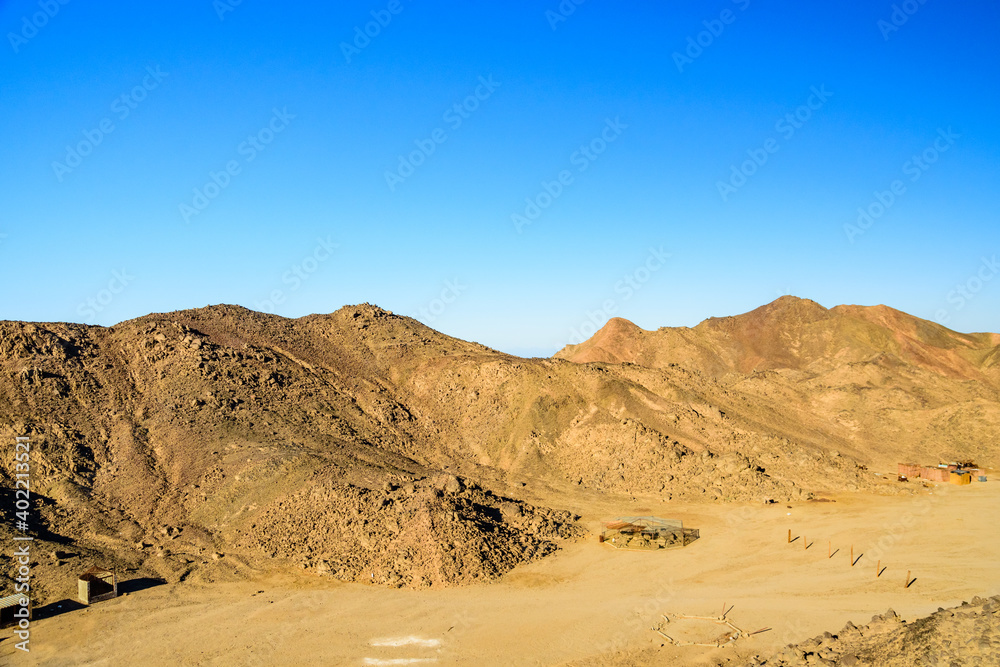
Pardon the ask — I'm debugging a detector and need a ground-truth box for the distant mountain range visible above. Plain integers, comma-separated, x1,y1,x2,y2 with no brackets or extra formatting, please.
557,295,1000,383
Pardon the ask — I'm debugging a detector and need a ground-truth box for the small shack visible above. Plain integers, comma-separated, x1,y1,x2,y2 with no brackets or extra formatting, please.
898,462,987,485
78,566,117,605
599,516,696,550
0,593,30,629
920,466,950,483
949,471,972,485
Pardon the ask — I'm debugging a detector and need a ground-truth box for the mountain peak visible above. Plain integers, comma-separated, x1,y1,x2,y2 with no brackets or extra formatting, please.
557,297,999,383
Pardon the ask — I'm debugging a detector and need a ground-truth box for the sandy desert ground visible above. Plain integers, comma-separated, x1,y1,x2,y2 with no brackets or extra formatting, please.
8,479,998,666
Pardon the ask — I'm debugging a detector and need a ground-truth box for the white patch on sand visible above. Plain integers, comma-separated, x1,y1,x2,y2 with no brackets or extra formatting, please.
369,636,441,648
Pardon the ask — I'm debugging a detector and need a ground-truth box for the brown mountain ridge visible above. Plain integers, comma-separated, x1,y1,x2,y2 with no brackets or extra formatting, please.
556,295,1000,383
0,297,997,605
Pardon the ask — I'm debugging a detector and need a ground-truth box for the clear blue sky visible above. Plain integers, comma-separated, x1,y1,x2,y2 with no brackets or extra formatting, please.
2,1,998,356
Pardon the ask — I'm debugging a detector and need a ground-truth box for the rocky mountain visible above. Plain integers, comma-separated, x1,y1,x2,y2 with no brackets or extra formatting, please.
0,298,995,603
556,296,1000,469
556,296,1000,383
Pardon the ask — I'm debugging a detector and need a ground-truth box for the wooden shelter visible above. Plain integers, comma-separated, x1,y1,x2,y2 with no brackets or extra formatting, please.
78,566,117,605
949,471,972,485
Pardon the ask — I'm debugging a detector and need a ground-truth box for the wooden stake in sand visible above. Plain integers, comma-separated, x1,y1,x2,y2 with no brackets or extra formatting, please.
851,545,854,565
876,560,880,578
787,529,791,544
828,541,831,558
905,570,911,588
804,535,807,551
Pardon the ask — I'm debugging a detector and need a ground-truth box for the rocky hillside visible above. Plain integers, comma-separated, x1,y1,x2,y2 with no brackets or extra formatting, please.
0,300,995,602
556,296,1000,468
747,596,1000,666
0,306,588,602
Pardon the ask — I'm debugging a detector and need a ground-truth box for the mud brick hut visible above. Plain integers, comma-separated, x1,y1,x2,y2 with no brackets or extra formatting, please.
78,566,117,605
0,593,30,629
920,466,951,482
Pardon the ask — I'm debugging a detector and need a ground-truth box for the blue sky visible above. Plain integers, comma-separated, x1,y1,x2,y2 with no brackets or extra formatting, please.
2,1,998,356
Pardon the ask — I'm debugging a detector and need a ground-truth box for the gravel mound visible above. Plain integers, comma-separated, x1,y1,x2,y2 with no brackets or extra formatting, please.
747,596,1000,666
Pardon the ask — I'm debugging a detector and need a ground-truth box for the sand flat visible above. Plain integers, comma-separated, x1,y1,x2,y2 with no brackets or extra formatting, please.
11,481,999,666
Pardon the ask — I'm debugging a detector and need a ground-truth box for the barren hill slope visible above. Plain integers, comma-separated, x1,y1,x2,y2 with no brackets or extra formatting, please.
0,305,583,601
556,296,1000,383
0,300,995,605
556,296,1000,473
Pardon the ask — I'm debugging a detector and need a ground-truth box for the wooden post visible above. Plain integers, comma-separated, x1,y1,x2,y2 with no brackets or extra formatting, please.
828,541,831,558
787,529,791,544
906,570,911,588
804,536,807,551
851,545,854,565
876,560,880,578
